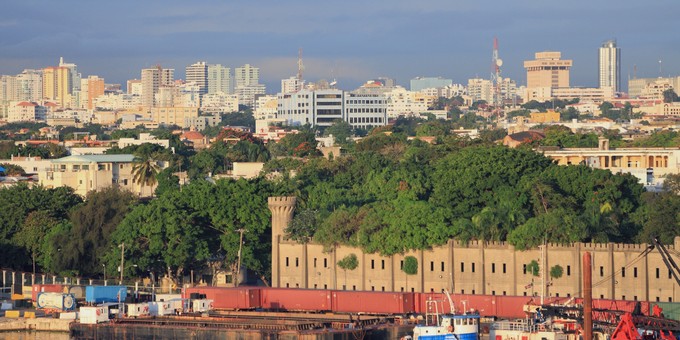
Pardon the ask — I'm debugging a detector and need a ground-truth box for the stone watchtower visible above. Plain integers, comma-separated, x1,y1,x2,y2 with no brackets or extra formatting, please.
268,196,296,288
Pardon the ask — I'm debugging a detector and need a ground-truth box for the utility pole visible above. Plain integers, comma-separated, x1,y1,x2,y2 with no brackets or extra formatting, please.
236,229,245,287
119,243,125,285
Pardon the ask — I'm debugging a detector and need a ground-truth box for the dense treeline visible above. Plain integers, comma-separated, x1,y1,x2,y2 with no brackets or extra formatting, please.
1,117,679,284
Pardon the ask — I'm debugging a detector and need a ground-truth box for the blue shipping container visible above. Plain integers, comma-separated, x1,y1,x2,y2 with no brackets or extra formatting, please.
85,286,128,303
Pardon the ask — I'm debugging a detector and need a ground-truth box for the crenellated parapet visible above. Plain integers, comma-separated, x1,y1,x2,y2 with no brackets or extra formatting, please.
268,196,297,238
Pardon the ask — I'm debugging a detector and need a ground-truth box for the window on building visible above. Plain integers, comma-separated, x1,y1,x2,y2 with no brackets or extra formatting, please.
634,267,638,278
503,263,507,274
492,263,496,273
461,263,465,273
431,261,434,272
600,266,604,277
472,263,475,273
401,260,404,270
472,290,475,295
622,267,626,278
656,268,660,279
523,264,527,275
296,258,299,267
324,258,327,268
382,260,385,270
567,265,571,276
314,258,317,268
371,260,375,269
286,257,289,267
441,262,445,272
353,285,356,290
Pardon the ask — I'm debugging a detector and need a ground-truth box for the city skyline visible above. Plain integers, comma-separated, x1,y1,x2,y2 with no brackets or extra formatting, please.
1,1,679,91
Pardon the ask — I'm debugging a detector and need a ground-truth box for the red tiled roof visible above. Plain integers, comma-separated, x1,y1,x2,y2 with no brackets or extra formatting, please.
17,101,36,107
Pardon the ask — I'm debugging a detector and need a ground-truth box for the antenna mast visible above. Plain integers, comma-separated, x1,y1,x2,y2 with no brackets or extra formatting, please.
297,48,305,81
491,37,503,111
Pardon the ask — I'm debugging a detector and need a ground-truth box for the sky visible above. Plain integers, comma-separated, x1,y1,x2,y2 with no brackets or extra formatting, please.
1,0,679,92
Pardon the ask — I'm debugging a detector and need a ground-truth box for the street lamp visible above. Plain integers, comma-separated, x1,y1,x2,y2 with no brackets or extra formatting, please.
235,229,246,287
118,243,125,284
102,264,106,285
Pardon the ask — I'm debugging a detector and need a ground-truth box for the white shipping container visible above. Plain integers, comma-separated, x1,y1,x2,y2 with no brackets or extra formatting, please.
126,303,150,317
79,306,109,324
192,299,213,313
59,312,77,320
148,301,173,316
168,299,188,314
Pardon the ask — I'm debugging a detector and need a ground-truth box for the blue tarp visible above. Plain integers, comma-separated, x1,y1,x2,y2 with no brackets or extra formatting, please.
0,166,5,174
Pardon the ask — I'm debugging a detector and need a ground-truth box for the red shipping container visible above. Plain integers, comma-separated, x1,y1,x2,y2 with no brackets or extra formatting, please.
32,284,63,303
332,291,415,314
415,293,531,319
261,288,331,312
183,287,261,310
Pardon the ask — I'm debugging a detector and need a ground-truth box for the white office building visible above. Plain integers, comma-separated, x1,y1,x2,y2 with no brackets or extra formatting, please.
277,89,387,129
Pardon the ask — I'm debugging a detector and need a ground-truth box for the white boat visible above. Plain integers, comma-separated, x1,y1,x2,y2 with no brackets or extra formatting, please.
408,290,480,340
412,313,480,340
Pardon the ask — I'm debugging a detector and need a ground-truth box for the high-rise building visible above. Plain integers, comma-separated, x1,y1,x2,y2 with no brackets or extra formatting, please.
83,76,105,110
524,51,572,89
58,57,80,93
185,61,208,95
141,66,174,108
207,64,231,94
16,69,42,102
599,40,621,92
281,76,303,94
235,64,259,88
42,66,72,107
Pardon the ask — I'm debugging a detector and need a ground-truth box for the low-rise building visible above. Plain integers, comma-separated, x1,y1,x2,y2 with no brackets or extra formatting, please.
39,154,160,197
541,137,680,185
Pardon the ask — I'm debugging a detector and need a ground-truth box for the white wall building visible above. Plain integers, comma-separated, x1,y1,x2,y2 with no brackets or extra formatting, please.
201,92,239,113
277,89,387,129
384,87,429,118
7,101,48,122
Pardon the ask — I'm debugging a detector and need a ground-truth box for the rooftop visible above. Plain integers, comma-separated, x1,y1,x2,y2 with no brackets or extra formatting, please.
51,154,135,164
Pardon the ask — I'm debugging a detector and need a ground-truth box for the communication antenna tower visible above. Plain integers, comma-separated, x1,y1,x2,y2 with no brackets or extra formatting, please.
297,48,305,81
491,37,503,109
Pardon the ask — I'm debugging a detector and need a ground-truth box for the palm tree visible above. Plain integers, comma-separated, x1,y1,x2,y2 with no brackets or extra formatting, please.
132,155,160,197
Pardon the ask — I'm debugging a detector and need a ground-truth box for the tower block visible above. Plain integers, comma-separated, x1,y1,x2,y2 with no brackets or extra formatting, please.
268,196,296,287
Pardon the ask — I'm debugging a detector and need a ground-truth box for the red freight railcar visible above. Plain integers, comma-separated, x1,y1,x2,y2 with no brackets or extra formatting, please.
32,284,63,303
261,288,332,312
183,287,261,310
331,291,415,315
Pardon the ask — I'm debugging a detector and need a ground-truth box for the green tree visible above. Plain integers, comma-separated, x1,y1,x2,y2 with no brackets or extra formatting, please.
550,264,564,279
50,187,136,277
13,210,58,274
663,89,679,103
132,155,161,196
286,209,320,243
324,120,353,146
402,255,418,291
107,193,211,281
337,253,359,288
526,260,540,277
0,163,26,176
